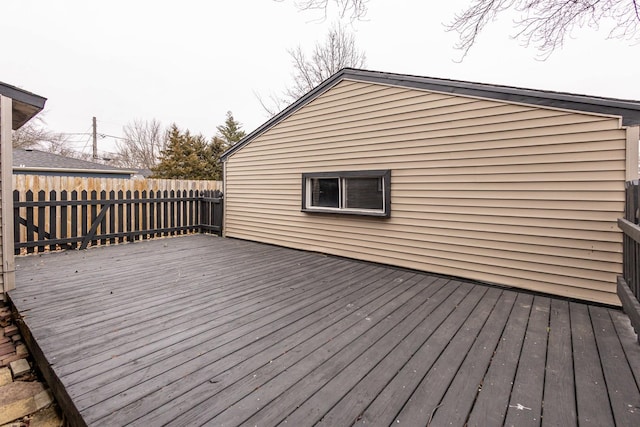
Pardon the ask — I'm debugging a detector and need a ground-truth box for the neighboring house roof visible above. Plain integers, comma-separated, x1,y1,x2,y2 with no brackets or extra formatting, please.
0,81,47,129
134,168,154,178
222,68,640,161
13,149,136,176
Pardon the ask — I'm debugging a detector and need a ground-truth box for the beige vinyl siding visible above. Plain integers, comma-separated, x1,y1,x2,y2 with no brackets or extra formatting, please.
0,167,3,291
225,80,627,305
0,98,6,292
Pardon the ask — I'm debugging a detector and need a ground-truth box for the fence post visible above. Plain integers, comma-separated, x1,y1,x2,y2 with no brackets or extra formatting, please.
134,190,140,241
141,190,148,240
108,190,116,244
49,190,57,252
13,190,20,256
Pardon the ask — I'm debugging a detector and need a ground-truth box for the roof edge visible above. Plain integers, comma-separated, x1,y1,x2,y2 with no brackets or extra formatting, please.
0,81,47,129
13,166,137,175
342,68,640,125
0,82,47,110
222,68,640,161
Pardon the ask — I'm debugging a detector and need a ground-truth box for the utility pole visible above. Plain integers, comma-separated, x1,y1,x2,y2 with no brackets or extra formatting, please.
92,116,98,161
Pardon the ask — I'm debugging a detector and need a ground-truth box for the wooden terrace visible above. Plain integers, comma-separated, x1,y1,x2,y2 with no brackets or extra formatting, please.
8,234,640,426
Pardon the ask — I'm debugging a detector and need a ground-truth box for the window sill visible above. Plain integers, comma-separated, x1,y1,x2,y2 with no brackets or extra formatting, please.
301,207,390,218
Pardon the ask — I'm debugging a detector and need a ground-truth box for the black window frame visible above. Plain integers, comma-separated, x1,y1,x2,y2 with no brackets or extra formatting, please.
301,170,391,217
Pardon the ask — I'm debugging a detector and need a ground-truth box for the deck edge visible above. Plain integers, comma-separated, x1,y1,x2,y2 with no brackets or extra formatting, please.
8,295,87,427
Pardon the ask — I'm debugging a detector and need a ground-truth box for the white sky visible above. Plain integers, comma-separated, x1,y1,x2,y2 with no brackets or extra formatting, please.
2,0,639,156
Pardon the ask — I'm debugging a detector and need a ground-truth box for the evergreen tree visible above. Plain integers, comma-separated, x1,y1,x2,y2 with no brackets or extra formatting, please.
216,111,246,147
151,124,218,180
208,136,227,180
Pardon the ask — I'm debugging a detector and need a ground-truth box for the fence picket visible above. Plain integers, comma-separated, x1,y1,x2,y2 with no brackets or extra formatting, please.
25,191,34,254
13,177,223,255
141,190,148,241
149,190,156,239
49,190,57,252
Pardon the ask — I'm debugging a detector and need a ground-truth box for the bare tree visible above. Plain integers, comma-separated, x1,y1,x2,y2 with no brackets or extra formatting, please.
288,0,640,58
281,0,370,21
36,136,82,158
448,0,640,58
113,119,166,169
11,113,67,150
260,22,367,115
12,112,109,161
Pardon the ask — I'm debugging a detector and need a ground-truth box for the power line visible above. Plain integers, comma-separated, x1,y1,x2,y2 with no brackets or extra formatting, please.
60,131,129,141
99,133,128,140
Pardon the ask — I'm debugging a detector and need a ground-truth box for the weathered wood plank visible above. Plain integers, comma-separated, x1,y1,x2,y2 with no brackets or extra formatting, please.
173,276,454,427
619,217,640,245
571,302,615,426
71,261,383,408
107,270,423,426
32,247,333,346
426,289,517,426
9,235,640,427
504,296,551,426
382,288,503,426
541,299,576,427
54,255,356,374
314,281,484,427
267,278,467,426
589,306,640,425
610,309,640,389
13,236,280,310
353,284,485,426
466,292,533,427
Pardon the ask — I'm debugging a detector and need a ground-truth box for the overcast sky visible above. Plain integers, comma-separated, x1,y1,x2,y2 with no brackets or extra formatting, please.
2,0,638,156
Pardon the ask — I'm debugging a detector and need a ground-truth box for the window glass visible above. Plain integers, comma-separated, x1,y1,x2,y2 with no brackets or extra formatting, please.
344,177,383,210
302,170,390,217
310,178,339,208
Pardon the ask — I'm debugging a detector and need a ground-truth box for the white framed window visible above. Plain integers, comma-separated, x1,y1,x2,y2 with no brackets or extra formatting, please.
301,170,391,217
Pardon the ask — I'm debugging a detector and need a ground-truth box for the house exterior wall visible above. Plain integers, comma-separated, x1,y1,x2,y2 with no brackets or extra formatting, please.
0,95,15,292
224,79,629,305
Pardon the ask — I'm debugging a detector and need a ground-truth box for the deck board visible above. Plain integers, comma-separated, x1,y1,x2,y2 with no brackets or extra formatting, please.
464,292,533,426
74,262,383,417
541,299,577,427
213,275,448,427
256,277,454,427
571,302,616,426
504,296,550,427
590,306,640,425
392,287,502,426
9,234,640,426
428,289,517,426
130,270,425,427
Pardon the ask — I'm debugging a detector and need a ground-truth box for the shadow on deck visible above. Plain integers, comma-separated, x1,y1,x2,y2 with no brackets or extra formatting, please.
8,234,640,426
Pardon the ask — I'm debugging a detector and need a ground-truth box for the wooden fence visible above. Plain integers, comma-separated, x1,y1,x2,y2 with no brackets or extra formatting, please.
13,176,223,254
13,175,223,195
618,179,640,341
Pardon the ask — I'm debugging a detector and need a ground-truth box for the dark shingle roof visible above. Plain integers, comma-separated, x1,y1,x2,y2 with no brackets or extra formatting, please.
13,149,134,175
222,68,640,161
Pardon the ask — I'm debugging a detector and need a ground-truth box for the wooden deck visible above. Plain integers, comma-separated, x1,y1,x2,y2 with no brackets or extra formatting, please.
8,234,640,426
